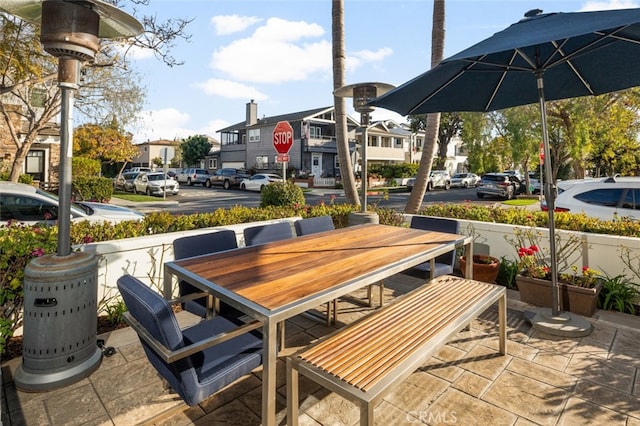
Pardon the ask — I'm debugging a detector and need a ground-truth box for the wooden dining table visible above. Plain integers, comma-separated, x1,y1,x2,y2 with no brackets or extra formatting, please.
162,223,472,426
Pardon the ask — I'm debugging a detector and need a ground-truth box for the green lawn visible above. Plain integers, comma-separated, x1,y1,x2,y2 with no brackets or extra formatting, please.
111,192,163,202
502,198,539,206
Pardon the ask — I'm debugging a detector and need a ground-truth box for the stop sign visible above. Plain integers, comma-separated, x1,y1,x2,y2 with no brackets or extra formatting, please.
273,121,294,154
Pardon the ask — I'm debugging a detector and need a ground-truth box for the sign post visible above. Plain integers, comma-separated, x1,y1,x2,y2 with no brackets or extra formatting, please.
272,121,294,180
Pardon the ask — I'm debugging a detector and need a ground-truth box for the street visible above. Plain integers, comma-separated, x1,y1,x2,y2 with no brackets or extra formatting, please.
153,185,498,215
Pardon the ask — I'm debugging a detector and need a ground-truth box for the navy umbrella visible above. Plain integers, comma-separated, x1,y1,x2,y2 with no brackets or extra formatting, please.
373,8,640,325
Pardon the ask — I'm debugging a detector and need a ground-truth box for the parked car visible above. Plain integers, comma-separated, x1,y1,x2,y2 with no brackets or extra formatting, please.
208,168,250,189
450,173,480,188
541,175,640,221
113,171,140,192
239,173,283,192
133,172,180,196
406,170,451,192
128,167,152,173
0,181,144,225
177,168,210,186
477,173,523,200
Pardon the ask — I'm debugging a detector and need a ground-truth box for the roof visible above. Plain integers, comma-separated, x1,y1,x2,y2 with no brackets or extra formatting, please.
219,106,333,133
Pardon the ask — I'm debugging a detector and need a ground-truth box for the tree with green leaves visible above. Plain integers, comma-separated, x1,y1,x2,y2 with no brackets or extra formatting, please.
73,122,138,173
0,2,192,182
181,135,211,167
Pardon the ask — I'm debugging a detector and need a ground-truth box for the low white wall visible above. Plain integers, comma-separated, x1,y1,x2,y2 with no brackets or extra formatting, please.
84,214,639,309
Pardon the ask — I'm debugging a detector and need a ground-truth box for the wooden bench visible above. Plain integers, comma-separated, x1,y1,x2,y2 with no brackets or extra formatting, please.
286,275,507,426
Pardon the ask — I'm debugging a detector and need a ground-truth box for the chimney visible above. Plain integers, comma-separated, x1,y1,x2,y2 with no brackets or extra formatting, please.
246,99,257,126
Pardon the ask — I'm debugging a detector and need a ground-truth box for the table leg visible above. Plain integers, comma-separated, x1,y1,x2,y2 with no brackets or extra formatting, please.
262,320,277,426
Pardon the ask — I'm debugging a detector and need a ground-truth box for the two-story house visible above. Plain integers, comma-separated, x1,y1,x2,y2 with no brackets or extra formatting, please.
217,101,470,184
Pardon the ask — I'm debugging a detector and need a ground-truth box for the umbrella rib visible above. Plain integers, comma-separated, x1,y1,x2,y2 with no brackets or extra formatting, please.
485,50,518,110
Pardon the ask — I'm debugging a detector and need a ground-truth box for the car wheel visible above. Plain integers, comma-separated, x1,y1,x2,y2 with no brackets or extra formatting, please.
477,193,485,199
464,182,469,188
146,188,152,196
427,182,433,191
205,179,212,188
444,181,451,190
187,178,193,186
223,180,230,190
260,185,265,192
240,183,246,191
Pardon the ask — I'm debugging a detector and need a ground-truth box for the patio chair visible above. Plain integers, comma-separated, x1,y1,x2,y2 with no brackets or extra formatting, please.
243,221,294,246
117,275,263,407
173,230,238,318
294,215,335,236
405,216,460,279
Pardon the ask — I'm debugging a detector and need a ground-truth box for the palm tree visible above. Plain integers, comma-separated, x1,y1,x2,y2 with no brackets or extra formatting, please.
332,0,360,205
405,0,446,213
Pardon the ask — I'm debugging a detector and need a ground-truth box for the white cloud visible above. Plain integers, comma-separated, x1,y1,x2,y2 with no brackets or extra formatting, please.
133,108,194,143
580,0,638,11
112,40,154,61
211,15,262,35
210,17,331,84
346,48,394,72
195,79,268,100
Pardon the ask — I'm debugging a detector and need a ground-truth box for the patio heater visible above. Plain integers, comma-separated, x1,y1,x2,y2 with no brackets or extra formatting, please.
334,82,394,225
0,0,143,391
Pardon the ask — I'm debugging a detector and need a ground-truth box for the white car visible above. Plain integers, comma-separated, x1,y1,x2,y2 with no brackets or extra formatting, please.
541,176,640,221
0,181,144,225
239,174,283,192
450,173,480,188
133,172,179,196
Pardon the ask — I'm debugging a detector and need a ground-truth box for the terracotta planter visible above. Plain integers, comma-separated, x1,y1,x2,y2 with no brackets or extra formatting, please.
459,255,500,283
515,275,602,317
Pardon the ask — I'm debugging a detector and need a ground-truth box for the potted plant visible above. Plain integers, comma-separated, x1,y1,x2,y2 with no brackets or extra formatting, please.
459,254,501,283
457,223,501,283
507,227,603,317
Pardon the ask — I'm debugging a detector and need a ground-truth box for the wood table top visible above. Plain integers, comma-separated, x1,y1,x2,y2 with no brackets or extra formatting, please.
172,224,465,311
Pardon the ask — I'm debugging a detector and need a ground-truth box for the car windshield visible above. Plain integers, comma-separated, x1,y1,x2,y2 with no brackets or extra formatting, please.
148,174,167,181
36,188,90,216
483,175,505,182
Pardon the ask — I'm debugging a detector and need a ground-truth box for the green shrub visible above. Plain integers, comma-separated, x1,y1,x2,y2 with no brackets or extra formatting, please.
0,172,34,184
72,177,113,202
260,181,305,207
72,157,101,178
599,274,639,314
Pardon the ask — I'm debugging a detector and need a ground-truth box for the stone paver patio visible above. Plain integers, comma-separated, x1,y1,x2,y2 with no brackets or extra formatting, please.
2,273,640,425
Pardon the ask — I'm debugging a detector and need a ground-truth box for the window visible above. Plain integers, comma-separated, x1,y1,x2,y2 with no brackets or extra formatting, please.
621,189,640,210
394,137,403,147
249,129,260,143
26,151,45,181
255,155,269,169
575,189,624,207
208,158,217,169
309,126,322,139
334,155,340,169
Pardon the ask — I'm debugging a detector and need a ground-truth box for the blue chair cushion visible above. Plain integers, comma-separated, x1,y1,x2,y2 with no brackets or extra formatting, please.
244,222,294,246
294,216,335,236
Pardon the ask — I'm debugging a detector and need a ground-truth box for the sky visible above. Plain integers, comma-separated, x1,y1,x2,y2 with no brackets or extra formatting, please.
124,0,639,144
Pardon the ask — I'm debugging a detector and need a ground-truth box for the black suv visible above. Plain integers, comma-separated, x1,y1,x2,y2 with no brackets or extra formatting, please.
207,168,250,189
477,173,523,200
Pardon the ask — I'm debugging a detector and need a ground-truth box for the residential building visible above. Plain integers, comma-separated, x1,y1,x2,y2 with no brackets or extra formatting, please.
0,103,61,184
220,100,422,180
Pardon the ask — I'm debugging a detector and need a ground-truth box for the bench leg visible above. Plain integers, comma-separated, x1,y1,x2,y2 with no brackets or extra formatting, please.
499,293,507,355
361,401,374,426
286,358,299,426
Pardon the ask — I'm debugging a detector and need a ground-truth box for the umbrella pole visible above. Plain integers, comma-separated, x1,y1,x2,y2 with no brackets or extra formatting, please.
536,74,560,317
524,73,592,337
